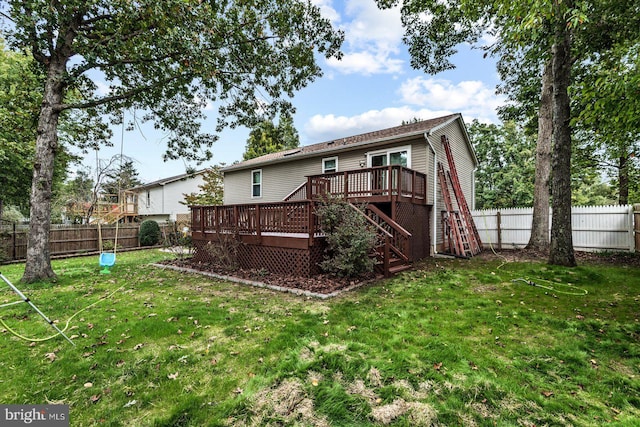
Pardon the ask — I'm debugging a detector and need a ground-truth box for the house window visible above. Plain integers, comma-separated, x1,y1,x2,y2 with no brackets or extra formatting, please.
322,157,338,173
146,191,151,207
251,169,262,198
368,145,411,168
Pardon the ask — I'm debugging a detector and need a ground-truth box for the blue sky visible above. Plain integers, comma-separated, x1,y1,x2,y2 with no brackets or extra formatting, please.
90,0,505,183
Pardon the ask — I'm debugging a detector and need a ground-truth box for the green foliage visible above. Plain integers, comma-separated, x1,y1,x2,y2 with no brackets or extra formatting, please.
1,205,26,223
0,39,77,210
182,165,224,206
243,113,301,161
102,159,142,194
469,120,536,209
3,0,342,162
139,220,161,246
316,198,377,278
52,167,96,224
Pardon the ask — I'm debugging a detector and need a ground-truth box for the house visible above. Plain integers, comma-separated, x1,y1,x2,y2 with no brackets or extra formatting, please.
130,170,206,223
190,113,479,276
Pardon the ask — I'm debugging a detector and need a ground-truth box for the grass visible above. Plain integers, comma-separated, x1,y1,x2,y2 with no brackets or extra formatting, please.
0,250,638,426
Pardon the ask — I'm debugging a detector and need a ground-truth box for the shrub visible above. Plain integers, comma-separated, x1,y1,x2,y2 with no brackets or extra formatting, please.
139,220,161,246
205,234,242,271
316,197,378,278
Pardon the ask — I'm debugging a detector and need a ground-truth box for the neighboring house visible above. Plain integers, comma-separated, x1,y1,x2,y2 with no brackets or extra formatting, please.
130,170,206,223
191,113,479,276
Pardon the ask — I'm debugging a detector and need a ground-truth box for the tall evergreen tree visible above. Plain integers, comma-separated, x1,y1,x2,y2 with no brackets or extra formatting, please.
243,114,301,161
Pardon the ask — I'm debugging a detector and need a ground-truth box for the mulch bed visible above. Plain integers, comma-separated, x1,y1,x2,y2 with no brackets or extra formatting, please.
161,249,640,296
159,258,378,295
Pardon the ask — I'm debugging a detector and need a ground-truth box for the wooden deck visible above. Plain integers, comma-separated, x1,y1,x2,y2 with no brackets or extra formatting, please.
286,165,427,203
191,166,429,276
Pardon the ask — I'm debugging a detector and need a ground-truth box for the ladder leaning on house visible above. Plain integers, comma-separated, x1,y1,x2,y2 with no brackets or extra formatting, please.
438,135,482,257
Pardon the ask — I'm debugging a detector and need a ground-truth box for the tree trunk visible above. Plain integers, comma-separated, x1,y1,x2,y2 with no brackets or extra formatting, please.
618,155,629,205
21,61,66,283
527,58,553,253
548,13,576,267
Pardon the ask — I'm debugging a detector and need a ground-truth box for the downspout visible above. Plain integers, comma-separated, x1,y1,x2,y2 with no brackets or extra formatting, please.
424,132,438,255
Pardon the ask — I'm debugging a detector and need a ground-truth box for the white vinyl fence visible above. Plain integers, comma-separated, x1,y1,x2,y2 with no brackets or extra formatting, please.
472,205,636,252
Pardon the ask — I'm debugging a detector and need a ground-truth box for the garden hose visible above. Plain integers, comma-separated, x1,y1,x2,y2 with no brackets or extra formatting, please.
0,286,124,344
512,278,588,296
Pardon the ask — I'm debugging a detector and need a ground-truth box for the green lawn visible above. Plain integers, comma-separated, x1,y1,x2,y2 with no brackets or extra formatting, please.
0,250,638,426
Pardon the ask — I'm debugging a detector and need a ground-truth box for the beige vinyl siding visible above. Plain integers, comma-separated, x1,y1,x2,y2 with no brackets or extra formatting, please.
223,136,431,205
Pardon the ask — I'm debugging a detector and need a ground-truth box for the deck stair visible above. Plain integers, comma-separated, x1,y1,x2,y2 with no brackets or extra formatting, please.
349,203,412,276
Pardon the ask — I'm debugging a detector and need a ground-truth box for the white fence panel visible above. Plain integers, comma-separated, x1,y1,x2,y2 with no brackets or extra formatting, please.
471,205,635,252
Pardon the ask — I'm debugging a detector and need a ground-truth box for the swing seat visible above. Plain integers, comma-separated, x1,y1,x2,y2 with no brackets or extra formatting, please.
99,252,116,274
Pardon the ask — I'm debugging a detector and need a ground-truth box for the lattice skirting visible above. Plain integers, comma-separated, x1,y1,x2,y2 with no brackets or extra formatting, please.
394,202,431,260
192,238,326,277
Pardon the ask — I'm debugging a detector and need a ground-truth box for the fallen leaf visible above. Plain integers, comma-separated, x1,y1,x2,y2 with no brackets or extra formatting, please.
167,372,179,380
116,360,125,368
311,378,319,386
469,361,478,370
84,382,93,388
82,351,96,358
433,362,443,371
233,387,243,394
541,391,554,398
133,343,144,350
90,394,101,403
45,352,57,362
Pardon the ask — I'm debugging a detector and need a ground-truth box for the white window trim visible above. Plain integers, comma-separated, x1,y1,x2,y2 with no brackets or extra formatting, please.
251,169,262,199
322,156,338,173
367,145,412,168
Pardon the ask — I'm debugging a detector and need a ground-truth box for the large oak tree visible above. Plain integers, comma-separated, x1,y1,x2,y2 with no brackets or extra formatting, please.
1,0,343,282
379,0,639,266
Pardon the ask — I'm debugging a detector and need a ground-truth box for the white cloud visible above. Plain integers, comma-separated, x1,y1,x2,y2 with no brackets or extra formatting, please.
327,51,403,75
312,0,341,25
398,76,505,119
324,0,405,75
303,76,505,143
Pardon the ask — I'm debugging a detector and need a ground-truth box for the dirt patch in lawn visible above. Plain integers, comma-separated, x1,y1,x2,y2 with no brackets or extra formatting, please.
475,248,640,268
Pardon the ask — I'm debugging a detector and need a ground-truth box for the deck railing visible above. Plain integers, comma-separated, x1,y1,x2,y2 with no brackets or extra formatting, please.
191,201,321,237
303,165,427,202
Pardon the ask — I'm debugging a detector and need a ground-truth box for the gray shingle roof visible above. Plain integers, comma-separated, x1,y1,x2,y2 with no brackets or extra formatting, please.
223,113,461,172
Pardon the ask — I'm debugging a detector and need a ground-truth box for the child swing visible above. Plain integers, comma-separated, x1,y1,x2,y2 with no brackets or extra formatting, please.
98,209,119,274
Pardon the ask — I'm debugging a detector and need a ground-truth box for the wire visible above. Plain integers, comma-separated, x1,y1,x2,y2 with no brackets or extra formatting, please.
0,286,124,343
511,278,588,297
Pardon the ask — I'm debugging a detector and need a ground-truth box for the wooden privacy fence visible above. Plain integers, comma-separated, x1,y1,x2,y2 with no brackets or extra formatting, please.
472,204,637,252
0,223,170,262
